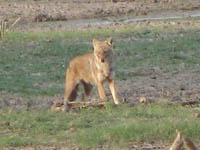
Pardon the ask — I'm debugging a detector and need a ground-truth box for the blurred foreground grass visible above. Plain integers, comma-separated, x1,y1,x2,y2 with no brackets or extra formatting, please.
0,103,200,148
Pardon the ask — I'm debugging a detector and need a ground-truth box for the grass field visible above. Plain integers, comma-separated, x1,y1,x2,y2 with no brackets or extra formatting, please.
0,18,200,149
0,103,200,149
1,19,200,97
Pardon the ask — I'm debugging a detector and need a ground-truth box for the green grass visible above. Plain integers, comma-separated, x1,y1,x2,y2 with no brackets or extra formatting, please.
116,31,200,71
1,19,200,148
1,24,200,96
0,103,200,148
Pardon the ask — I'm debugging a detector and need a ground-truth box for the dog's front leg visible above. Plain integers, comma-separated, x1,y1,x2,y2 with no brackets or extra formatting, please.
97,82,107,101
108,79,120,105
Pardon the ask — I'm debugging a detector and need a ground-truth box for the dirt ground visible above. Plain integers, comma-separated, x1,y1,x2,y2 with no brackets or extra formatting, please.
1,69,200,111
1,0,200,31
118,70,200,103
1,1,200,149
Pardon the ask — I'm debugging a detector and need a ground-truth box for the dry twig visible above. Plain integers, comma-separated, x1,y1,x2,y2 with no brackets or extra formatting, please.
169,130,199,150
8,17,21,31
51,100,105,112
169,130,184,150
0,20,7,39
184,138,198,150
0,18,20,39
0,122,10,127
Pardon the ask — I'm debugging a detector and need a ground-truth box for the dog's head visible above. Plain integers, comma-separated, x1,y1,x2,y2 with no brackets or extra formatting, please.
93,37,113,63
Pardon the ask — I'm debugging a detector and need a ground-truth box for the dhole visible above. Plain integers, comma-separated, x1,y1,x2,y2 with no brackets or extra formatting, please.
64,38,120,111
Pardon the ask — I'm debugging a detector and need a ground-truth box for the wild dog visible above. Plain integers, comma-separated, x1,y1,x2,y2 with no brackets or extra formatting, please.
64,38,120,111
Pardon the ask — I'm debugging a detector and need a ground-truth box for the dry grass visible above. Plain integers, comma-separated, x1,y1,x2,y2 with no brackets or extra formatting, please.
0,20,7,39
0,18,20,40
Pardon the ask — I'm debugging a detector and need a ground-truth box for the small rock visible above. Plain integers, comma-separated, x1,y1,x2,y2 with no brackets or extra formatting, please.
139,96,147,104
180,85,187,90
153,0,160,3
193,113,200,119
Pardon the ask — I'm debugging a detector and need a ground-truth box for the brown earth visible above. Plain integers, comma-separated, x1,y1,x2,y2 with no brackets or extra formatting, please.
1,0,200,31
118,70,200,104
1,70,200,110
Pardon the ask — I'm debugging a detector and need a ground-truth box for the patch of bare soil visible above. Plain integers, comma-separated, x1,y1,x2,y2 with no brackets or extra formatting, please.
118,70,200,104
2,141,199,150
0,142,169,150
0,0,200,31
1,70,200,110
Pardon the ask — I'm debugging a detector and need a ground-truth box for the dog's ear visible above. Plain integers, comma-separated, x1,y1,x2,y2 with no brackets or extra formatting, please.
105,37,113,45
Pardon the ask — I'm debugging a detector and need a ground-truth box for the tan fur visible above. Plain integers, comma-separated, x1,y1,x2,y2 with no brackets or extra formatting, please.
64,38,120,110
